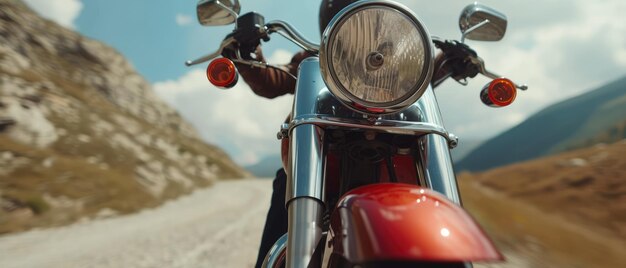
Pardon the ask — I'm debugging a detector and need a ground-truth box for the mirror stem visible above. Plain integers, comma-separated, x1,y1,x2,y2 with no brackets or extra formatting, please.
461,19,490,43
216,0,239,27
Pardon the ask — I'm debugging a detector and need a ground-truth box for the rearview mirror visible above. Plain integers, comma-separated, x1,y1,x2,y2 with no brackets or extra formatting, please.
459,3,507,42
197,0,241,26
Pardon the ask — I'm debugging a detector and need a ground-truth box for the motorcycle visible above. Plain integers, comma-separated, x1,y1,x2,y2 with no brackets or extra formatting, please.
186,0,527,267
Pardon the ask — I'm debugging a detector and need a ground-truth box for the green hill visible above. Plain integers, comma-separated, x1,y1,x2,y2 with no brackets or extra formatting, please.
456,75,626,171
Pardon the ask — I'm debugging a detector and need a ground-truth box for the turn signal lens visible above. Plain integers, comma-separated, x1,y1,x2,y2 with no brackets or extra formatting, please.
207,58,238,88
480,78,516,107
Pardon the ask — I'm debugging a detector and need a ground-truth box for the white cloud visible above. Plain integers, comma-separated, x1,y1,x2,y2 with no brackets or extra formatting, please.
23,0,83,29
154,50,294,166
176,14,193,26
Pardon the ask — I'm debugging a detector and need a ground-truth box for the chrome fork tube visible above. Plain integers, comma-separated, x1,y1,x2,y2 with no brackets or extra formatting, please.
287,124,325,201
416,87,461,204
286,197,324,268
285,58,326,268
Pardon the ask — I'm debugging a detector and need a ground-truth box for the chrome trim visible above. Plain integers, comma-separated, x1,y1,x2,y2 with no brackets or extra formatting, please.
319,0,434,115
459,3,507,42
288,116,458,148
470,56,528,90
415,88,461,204
287,124,325,200
286,197,324,268
460,19,490,43
265,21,320,55
285,58,326,268
214,0,240,23
196,0,241,26
261,234,288,268
185,36,236,66
286,58,327,201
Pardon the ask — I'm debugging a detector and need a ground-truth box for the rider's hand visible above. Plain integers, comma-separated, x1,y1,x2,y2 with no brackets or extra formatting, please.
234,46,312,99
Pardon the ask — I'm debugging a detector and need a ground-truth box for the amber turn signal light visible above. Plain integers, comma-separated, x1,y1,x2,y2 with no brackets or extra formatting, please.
480,78,517,107
207,58,238,88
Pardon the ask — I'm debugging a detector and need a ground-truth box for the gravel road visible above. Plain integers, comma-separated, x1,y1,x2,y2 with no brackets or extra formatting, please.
0,179,528,268
0,179,271,268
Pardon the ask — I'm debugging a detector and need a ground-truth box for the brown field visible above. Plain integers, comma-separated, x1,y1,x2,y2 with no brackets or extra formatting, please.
459,140,626,268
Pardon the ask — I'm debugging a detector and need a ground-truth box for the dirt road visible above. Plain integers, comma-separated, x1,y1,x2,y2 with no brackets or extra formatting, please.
0,180,271,268
0,179,528,268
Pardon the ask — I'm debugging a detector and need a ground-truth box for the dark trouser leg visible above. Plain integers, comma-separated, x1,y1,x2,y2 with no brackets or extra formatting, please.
255,169,287,268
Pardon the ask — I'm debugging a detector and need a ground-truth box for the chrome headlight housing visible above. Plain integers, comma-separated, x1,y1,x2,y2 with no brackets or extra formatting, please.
320,0,434,115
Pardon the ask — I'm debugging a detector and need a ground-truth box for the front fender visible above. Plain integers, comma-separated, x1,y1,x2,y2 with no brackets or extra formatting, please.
328,183,502,264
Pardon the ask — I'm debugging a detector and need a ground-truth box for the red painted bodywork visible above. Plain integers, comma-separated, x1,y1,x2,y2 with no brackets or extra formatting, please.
329,183,503,264
379,155,420,184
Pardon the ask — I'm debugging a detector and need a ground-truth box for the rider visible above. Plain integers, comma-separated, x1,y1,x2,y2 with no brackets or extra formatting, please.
230,1,358,267
234,1,447,266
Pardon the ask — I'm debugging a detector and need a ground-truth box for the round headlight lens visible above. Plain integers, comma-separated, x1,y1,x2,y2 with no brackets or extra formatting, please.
321,3,433,113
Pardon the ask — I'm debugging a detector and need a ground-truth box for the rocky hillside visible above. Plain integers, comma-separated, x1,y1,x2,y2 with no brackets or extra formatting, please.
457,75,626,171
0,0,248,233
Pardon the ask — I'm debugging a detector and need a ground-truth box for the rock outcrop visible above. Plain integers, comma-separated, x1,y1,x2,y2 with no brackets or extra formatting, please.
0,0,249,233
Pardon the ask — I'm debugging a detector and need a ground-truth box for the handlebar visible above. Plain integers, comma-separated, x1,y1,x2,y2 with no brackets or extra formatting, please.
469,56,528,90
186,21,528,92
185,37,237,66
185,20,320,67
432,39,528,91
264,21,320,55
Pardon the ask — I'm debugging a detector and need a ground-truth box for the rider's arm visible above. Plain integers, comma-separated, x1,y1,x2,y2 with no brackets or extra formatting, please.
432,51,448,85
237,49,445,96
236,50,312,99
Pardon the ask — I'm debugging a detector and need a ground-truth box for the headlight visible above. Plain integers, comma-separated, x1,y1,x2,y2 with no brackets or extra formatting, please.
320,0,433,115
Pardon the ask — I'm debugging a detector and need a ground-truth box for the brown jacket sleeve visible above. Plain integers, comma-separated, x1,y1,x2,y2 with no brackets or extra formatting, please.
236,50,311,99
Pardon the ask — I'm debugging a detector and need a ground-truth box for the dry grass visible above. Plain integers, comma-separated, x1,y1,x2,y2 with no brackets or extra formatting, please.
0,80,242,234
459,141,626,268
0,136,156,233
0,69,243,234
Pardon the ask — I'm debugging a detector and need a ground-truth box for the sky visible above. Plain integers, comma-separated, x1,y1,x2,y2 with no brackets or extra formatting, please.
23,0,626,166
